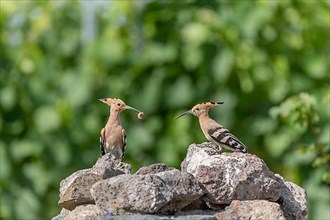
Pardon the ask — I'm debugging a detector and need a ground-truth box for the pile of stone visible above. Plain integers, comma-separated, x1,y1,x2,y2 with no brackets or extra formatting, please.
52,143,308,220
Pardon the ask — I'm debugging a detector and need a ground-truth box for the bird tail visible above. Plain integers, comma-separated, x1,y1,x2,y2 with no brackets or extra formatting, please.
208,127,248,153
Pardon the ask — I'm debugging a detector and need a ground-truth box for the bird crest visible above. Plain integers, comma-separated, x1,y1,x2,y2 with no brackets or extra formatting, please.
99,98,124,107
193,102,224,111
176,101,224,119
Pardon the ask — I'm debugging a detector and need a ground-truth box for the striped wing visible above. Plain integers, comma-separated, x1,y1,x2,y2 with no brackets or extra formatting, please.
208,126,247,153
100,128,106,156
121,129,127,160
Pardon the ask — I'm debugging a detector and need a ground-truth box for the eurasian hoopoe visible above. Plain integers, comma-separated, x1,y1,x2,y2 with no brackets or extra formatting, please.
99,98,143,160
175,102,247,153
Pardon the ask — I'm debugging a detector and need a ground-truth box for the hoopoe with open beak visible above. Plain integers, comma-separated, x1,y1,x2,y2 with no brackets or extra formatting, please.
175,102,247,153
99,98,143,160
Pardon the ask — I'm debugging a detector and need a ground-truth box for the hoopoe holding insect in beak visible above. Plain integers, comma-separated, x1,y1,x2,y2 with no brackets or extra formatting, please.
175,102,247,153
99,98,143,160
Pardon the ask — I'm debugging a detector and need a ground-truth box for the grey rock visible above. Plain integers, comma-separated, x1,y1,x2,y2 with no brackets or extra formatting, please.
181,143,282,206
58,168,102,210
181,142,220,173
174,210,218,220
52,204,102,220
91,169,204,215
53,143,309,219
155,170,205,213
93,153,132,177
92,174,171,215
97,210,217,220
58,153,131,210
51,208,70,220
215,200,286,220
135,163,175,175
275,174,308,220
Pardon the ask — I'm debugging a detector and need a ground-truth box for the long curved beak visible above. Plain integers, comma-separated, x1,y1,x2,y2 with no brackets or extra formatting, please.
123,105,141,113
174,110,192,120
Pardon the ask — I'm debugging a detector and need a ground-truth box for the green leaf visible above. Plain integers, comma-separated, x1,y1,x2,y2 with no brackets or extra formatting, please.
0,142,11,181
10,141,43,162
0,86,16,110
212,49,233,83
34,106,60,133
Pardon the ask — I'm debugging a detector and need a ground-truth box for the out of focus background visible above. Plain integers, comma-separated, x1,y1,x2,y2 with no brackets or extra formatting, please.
0,1,329,219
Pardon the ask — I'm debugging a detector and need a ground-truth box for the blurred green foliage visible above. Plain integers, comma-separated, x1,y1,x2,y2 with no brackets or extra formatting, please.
0,1,329,219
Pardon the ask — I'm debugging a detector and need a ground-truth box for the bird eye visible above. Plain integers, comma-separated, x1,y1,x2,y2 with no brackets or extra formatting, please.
117,103,121,106
196,108,199,111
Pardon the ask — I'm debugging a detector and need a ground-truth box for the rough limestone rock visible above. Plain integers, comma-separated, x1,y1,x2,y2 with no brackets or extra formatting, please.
52,204,102,220
58,153,131,210
91,169,204,215
154,170,205,213
52,208,70,220
135,163,209,212
135,163,175,175
58,168,102,210
92,153,132,178
215,200,286,220
181,143,282,206
52,142,308,219
97,211,217,220
275,174,308,220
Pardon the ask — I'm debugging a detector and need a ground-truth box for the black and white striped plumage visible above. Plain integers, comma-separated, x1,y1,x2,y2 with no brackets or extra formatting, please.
207,126,247,153
175,102,248,153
